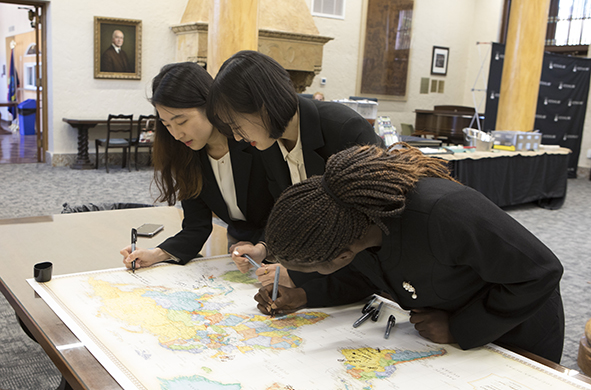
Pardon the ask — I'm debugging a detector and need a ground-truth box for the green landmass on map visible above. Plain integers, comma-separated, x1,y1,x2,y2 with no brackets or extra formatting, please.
221,270,258,284
341,346,447,381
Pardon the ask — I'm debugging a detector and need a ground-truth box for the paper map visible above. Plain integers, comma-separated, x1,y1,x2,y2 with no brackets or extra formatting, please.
29,255,591,390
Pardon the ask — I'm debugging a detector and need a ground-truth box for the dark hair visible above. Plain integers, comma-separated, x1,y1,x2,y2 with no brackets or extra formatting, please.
265,144,457,265
150,62,212,205
206,50,298,140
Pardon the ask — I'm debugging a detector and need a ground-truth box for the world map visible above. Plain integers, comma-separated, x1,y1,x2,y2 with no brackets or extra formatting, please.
30,256,591,390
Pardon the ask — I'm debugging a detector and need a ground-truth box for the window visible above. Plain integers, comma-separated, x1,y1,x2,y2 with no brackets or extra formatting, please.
24,63,41,90
546,0,590,54
502,0,590,55
311,0,345,19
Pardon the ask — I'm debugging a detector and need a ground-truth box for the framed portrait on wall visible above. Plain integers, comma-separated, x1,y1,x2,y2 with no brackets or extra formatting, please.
431,46,449,76
94,16,142,80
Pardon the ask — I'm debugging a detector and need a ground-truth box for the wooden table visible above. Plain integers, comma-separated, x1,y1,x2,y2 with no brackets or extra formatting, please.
0,206,227,389
2,206,589,388
63,118,142,170
63,118,110,170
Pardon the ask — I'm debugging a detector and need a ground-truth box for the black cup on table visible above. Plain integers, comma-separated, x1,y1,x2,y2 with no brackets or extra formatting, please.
34,262,53,283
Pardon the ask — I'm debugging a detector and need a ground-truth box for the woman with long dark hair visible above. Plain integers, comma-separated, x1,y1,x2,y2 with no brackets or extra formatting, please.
120,62,274,268
256,144,565,363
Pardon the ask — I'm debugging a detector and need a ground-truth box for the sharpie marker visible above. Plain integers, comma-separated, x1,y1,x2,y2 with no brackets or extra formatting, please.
384,315,396,339
243,254,261,269
371,302,383,322
353,307,375,328
362,296,377,314
131,228,137,273
270,266,280,317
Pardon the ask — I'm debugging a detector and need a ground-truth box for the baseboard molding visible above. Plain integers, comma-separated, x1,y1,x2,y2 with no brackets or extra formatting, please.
47,152,152,168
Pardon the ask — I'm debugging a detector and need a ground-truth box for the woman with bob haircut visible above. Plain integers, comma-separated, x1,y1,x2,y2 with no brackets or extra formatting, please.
120,62,274,269
255,144,565,364
207,50,383,278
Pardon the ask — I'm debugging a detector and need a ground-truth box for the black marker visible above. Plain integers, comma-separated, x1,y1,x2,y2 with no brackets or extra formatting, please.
362,296,377,314
353,307,375,328
371,302,383,322
131,228,137,273
384,315,396,339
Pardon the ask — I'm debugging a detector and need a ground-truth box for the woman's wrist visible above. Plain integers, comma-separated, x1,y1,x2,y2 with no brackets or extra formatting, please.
257,241,268,259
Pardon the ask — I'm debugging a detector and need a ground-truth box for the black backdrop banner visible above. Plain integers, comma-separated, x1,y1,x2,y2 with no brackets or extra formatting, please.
484,43,591,178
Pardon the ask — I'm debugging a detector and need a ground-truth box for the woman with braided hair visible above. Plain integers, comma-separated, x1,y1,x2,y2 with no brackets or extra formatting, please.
256,144,565,363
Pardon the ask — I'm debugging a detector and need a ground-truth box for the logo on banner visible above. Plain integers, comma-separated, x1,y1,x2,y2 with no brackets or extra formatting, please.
494,52,504,60
535,114,547,120
568,99,585,106
549,62,567,70
489,91,500,100
574,66,590,72
540,81,552,87
554,114,572,122
544,97,561,105
558,82,576,89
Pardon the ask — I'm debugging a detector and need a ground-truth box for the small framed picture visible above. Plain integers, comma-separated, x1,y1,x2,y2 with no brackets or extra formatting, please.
94,16,142,80
431,46,449,76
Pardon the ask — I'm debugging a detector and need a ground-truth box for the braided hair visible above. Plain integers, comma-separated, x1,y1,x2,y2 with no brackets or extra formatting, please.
265,144,456,266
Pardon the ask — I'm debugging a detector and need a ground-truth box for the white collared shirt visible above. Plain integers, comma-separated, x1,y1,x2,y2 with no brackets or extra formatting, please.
112,44,121,54
208,152,246,221
277,125,306,185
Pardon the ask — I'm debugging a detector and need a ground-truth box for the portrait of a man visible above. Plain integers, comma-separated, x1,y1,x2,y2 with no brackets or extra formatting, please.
101,30,133,73
94,17,141,80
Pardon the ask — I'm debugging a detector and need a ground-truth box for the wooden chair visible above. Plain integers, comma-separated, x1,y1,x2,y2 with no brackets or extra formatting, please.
400,123,414,136
95,114,133,173
132,114,156,170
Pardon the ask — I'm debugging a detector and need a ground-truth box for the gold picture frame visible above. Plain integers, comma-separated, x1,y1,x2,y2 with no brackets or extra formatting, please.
94,16,141,80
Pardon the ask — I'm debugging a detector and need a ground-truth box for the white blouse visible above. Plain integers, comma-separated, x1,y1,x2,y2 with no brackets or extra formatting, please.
208,152,246,221
277,126,306,185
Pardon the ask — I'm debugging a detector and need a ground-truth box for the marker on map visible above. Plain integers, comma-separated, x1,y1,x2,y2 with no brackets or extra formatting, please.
243,254,261,269
131,228,137,273
353,307,375,328
270,266,280,317
362,296,377,314
384,315,396,339
371,302,383,322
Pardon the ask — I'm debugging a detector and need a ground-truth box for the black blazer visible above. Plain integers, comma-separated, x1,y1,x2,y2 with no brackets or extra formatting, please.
300,178,565,362
261,96,384,199
158,139,275,264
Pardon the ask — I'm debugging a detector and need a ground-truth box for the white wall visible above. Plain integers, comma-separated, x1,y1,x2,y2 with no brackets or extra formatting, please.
305,0,591,170
305,0,504,131
5,0,591,170
47,0,188,158
0,4,35,121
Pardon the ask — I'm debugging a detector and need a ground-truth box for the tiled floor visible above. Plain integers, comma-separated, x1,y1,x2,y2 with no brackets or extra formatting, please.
0,121,38,164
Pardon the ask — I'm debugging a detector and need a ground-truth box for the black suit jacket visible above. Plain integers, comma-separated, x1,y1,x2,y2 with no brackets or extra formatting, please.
301,178,565,362
261,96,384,199
260,96,384,286
101,45,132,73
158,139,274,263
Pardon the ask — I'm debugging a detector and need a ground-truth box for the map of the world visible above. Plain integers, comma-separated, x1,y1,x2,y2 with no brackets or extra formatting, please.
29,255,591,390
